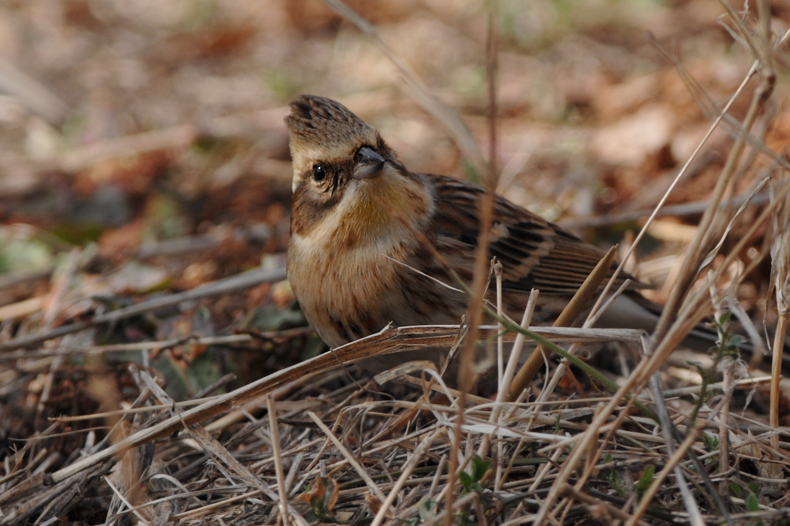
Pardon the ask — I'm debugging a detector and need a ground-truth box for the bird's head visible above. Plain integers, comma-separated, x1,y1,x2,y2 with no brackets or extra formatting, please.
285,95,433,244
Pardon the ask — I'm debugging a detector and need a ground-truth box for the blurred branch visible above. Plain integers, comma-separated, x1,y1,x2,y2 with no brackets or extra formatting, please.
0,265,287,353
559,191,772,230
0,58,68,124
0,266,55,291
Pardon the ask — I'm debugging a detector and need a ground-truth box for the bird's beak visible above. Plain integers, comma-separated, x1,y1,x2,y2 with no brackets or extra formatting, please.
352,147,386,180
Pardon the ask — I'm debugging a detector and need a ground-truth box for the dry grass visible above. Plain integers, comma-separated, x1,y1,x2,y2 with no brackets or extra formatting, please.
1,0,790,525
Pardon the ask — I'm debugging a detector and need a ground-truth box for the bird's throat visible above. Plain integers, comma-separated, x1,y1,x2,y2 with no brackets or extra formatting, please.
292,174,432,256
340,176,432,249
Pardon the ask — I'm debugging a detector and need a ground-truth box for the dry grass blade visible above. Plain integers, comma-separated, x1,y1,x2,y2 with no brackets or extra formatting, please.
306,412,388,507
444,5,502,522
559,191,772,229
369,427,440,526
648,375,707,525
267,396,291,524
506,245,617,402
770,188,790,454
0,297,43,322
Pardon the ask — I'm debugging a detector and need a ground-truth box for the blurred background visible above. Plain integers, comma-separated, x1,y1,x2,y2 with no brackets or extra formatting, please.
0,0,788,393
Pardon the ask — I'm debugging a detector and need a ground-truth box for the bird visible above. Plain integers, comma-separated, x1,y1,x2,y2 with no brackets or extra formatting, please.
283,94,718,376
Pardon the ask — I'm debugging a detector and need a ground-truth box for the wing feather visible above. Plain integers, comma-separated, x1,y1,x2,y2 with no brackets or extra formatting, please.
428,174,639,296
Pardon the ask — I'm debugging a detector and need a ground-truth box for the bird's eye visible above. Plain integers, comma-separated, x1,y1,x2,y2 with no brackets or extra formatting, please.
312,164,326,182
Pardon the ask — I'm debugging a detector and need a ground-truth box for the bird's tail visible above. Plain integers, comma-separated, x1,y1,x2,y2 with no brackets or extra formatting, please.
599,293,786,369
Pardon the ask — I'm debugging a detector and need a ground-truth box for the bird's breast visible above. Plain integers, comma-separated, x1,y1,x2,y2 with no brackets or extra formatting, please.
288,225,414,346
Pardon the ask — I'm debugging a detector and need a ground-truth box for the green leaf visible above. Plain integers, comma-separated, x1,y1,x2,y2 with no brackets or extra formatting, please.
717,311,732,326
459,471,473,491
746,492,760,512
471,455,491,483
729,482,742,498
636,465,655,498
702,433,719,452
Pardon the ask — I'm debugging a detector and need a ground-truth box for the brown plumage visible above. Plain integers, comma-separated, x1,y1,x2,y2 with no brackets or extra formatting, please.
285,94,684,368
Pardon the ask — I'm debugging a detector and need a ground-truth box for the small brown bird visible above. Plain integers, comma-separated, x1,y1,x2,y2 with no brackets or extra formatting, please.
284,94,703,371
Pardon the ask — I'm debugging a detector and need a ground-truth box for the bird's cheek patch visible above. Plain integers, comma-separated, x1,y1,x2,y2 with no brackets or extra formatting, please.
290,182,343,237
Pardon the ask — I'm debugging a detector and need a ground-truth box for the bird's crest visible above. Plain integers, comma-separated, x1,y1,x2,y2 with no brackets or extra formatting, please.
285,95,377,150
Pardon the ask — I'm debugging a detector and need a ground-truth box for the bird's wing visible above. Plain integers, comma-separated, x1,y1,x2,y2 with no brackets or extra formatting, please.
428,174,639,296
